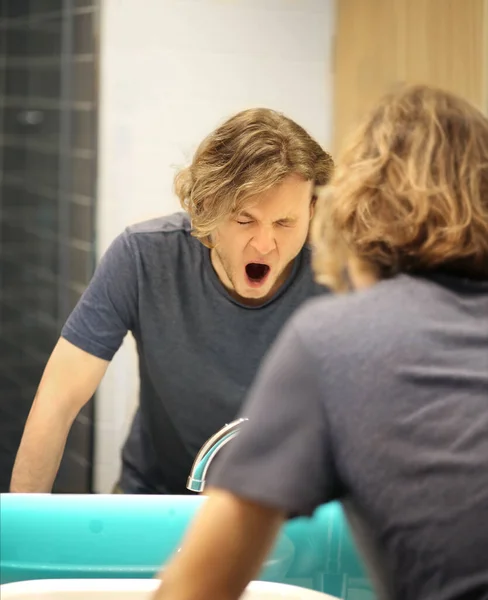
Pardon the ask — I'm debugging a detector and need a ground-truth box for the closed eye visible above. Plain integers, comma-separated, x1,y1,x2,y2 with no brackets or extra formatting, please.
275,220,295,227
236,220,253,226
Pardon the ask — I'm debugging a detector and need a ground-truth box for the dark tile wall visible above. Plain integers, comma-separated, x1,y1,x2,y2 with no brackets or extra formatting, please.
0,0,99,492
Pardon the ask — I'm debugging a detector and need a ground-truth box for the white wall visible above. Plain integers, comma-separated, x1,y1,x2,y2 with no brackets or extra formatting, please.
94,0,335,492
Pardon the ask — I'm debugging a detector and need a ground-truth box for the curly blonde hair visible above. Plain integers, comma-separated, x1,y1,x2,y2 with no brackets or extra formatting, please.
312,84,488,291
174,108,334,245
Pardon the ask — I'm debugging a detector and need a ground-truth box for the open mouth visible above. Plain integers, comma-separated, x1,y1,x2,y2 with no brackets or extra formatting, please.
245,263,271,286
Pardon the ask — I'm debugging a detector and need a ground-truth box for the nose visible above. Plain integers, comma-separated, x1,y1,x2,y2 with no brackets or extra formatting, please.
249,226,276,256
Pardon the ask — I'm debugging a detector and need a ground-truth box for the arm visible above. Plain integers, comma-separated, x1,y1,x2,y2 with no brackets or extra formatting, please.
153,311,340,600
10,339,109,492
155,488,285,600
11,230,138,493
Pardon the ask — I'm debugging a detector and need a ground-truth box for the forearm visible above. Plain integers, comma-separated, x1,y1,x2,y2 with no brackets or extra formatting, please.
10,400,74,493
154,489,284,600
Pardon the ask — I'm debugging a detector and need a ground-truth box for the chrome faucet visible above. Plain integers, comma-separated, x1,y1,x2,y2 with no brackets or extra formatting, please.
186,417,248,492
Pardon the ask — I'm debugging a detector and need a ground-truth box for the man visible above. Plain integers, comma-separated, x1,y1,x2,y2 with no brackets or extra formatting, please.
10,108,333,494
153,85,488,600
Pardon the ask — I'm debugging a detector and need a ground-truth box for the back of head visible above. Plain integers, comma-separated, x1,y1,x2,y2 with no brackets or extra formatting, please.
313,84,488,291
175,108,334,244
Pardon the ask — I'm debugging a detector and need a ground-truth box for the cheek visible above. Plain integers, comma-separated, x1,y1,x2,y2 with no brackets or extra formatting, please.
220,231,250,260
233,230,252,250
279,226,309,254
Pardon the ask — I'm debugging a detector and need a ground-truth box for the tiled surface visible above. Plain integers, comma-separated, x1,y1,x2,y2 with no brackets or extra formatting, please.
0,0,98,492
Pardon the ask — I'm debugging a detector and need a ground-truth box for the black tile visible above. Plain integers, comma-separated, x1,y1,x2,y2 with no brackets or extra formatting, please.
4,67,28,96
3,0,28,17
4,65,61,100
67,284,84,314
0,23,5,53
29,16,63,56
73,12,93,54
78,398,94,421
12,196,60,232
8,231,60,273
22,361,46,384
26,148,59,188
0,262,25,291
3,0,62,18
69,201,93,242
71,155,94,196
25,321,59,357
54,451,92,493
0,339,24,366
1,222,29,243
0,374,22,396
3,107,61,144
4,25,30,56
0,266,27,299
68,243,94,285
0,301,22,327
0,184,24,208
2,145,27,176
66,417,93,461
36,237,60,273
0,405,31,440
37,205,60,233
72,109,95,151
0,182,57,210
74,0,95,7
2,277,59,319
0,361,44,400
4,15,62,58
29,65,62,99
37,280,59,316
0,321,54,380
3,106,31,135
31,0,63,14
72,59,96,102
0,427,24,492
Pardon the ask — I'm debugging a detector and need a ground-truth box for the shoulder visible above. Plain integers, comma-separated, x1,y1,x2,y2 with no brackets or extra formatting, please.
125,212,192,239
289,274,426,355
120,212,200,258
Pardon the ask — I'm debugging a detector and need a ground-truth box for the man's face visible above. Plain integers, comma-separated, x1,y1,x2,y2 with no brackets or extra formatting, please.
210,174,314,305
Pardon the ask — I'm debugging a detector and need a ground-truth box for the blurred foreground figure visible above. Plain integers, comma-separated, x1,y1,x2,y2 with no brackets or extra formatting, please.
155,85,488,600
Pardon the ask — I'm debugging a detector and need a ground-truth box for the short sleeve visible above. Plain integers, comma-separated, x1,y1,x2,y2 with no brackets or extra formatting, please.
61,230,138,361
207,313,341,516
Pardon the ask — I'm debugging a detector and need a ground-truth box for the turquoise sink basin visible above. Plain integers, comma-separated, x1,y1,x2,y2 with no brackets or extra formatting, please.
0,494,374,599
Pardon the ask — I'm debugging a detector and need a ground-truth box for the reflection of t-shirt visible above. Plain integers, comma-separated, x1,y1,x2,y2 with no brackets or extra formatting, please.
61,212,326,494
209,273,488,600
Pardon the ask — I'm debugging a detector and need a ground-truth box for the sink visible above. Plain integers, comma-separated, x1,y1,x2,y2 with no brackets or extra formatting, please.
0,494,372,597
0,578,339,599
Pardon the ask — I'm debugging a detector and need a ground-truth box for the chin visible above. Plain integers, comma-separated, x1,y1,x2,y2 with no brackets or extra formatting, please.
239,283,274,301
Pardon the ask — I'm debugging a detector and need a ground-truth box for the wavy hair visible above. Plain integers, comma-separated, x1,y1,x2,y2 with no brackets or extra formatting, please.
175,108,334,245
312,84,488,291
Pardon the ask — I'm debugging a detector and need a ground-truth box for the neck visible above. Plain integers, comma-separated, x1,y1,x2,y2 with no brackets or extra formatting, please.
210,249,296,306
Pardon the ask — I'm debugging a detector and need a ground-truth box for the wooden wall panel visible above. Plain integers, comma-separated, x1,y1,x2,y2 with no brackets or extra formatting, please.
333,0,488,153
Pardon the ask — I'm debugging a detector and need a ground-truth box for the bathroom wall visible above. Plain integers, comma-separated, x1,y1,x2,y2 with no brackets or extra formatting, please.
94,0,336,492
0,0,99,492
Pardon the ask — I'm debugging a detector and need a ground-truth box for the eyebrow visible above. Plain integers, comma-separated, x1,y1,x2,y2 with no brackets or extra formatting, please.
275,216,297,223
237,211,297,223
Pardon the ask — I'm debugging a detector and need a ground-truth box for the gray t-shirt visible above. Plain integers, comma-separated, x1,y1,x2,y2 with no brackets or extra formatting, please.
208,272,488,600
61,212,326,493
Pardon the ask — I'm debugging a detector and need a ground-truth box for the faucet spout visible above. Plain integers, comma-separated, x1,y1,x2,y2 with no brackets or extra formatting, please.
187,417,248,492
